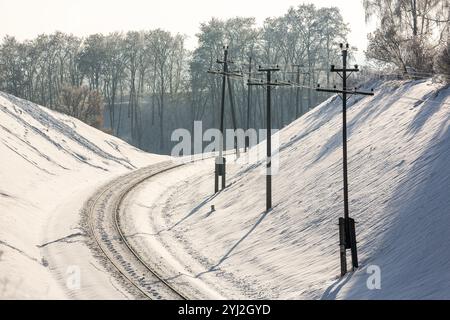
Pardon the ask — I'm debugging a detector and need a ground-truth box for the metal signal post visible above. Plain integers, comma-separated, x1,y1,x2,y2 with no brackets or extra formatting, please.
316,43,374,276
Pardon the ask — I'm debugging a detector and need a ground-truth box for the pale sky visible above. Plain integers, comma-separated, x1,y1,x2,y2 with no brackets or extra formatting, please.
0,0,375,62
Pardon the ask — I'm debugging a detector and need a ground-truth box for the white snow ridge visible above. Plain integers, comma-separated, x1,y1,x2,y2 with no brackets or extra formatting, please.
0,92,165,298
0,79,449,299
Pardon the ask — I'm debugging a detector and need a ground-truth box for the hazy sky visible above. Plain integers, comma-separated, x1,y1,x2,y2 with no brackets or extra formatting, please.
0,0,375,62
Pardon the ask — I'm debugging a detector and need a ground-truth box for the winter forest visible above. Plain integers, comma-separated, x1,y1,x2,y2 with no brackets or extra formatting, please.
0,1,449,155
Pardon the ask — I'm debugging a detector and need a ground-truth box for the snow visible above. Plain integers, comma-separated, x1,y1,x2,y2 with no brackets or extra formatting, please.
122,79,450,299
0,92,166,298
119,162,242,299
1,78,449,299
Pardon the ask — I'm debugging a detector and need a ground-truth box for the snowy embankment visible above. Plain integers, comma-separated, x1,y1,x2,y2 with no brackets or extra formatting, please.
1,79,448,300
0,92,165,299
125,79,449,299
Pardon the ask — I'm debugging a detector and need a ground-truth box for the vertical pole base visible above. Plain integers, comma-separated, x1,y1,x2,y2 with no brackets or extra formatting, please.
244,136,249,153
348,218,359,270
266,174,272,212
234,138,240,158
214,174,219,193
338,217,359,276
215,157,226,192
339,218,347,276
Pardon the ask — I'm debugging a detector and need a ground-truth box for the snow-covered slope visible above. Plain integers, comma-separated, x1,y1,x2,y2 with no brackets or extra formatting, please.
1,78,448,300
142,79,449,299
0,92,165,298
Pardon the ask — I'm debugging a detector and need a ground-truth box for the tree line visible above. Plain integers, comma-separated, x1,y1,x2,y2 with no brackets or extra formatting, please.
0,29,186,152
364,0,449,75
3,3,446,154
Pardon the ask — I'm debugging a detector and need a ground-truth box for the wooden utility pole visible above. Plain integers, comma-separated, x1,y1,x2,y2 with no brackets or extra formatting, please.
316,43,374,276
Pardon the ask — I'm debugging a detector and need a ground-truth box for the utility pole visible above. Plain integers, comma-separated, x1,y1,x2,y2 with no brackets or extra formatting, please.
286,65,309,118
207,46,243,193
292,64,303,118
217,46,228,193
227,76,240,158
316,43,374,277
245,56,252,152
248,65,290,212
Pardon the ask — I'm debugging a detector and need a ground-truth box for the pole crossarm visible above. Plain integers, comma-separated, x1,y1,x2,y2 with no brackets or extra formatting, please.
247,82,291,87
331,68,360,73
316,86,374,96
258,66,281,72
207,69,243,78
217,59,234,64
284,71,311,74
247,80,265,86
247,79,292,87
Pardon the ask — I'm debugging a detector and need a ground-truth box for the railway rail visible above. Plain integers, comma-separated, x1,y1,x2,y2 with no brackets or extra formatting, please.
86,160,188,300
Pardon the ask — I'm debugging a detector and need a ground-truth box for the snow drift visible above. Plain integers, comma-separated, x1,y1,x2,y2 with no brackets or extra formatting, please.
0,92,164,298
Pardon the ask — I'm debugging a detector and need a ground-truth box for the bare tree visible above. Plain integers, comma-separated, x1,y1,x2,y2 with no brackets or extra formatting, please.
57,85,104,128
363,0,449,72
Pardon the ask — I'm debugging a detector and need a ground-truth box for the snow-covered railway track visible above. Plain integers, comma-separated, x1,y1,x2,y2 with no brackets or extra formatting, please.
86,160,188,300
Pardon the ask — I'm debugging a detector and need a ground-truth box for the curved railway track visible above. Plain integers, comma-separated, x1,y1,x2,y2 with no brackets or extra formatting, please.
86,160,188,300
